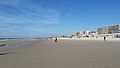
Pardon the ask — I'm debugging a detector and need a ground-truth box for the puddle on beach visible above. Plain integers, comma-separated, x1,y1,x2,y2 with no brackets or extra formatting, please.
0,42,33,52
0,52,8,56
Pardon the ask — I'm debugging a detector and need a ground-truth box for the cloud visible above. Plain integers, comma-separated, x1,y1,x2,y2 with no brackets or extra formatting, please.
0,15,59,24
0,0,21,6
0,0,61,25
0,0,62,37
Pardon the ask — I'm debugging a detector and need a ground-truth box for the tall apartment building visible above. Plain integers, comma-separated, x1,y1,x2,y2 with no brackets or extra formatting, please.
97,24,120,34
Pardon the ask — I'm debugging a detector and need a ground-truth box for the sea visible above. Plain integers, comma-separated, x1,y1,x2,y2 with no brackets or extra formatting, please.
0,38,21,41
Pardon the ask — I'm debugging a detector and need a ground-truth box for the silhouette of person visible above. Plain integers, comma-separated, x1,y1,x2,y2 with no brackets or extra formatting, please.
55,37,57,42
104,36,106,41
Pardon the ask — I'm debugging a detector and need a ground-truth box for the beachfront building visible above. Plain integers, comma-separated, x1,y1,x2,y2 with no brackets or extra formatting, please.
74,31,97,38
97,24,120,34
75,31,84,37
74,32,80,38
75,32,80,36
89,31,98,37
97,24,120,38
62,24,120,39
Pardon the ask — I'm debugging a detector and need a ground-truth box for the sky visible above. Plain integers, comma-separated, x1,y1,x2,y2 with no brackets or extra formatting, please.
0,0,120,38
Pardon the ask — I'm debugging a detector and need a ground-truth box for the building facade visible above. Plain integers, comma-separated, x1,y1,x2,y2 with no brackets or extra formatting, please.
97,24,120,34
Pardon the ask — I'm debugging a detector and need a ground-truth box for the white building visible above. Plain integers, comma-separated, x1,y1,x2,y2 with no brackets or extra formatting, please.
74,31,97,38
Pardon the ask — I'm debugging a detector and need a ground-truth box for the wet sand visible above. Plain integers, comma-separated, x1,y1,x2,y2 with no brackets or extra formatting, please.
0,40,120,68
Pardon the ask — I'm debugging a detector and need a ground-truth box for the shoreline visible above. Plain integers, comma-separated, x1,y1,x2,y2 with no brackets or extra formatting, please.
0,39,44,51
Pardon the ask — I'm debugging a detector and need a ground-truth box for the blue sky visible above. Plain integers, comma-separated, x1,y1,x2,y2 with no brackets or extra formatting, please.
0,0,120,38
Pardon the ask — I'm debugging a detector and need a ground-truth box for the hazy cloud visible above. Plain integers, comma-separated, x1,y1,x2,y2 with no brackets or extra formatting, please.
0,0,61,25
0,0,21,6
0,0,62,37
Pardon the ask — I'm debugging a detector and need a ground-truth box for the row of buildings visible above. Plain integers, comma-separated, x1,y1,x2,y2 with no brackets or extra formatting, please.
97,24,120,34
74,31,97,38
62,24,120,38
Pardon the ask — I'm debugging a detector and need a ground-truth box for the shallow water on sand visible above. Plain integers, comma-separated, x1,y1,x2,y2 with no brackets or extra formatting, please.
0,42,32,51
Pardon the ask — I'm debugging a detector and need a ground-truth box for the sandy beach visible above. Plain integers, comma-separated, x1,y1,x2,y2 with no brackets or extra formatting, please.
59,37,120,41
0,39,120,68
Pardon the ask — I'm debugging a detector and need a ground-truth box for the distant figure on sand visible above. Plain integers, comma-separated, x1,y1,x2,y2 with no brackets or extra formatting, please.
104,36,106,41
55,37,58,42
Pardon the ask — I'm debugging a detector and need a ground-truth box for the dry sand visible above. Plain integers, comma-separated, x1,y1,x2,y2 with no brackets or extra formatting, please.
0,39,120,68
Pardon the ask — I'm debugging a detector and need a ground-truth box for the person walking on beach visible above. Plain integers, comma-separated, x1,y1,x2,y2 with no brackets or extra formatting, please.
55,37,58,42
104,36,106,41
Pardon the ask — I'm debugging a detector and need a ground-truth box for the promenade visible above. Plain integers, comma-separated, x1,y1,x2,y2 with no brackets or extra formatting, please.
0,39,120,68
